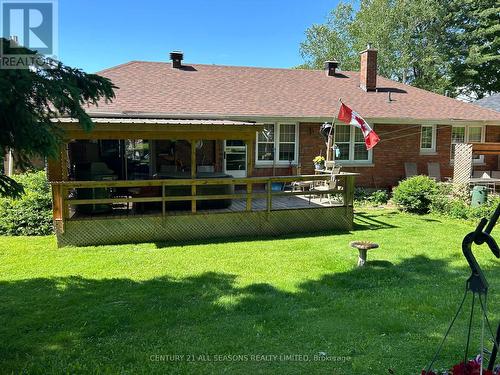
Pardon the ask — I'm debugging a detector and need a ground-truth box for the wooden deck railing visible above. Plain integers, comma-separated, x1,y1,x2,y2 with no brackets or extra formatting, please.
50,173,357,221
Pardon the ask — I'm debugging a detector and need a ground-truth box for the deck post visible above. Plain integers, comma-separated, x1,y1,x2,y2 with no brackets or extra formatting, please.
47,144,67,182
51,184,65,234
345,175,355,206
51,184,63,220
191,140,197,213
191,140,197,178
266,181,272,213
246,183,253,211
162,184,166,217
61,187,69,219
191,185,197,213
246,140,254,177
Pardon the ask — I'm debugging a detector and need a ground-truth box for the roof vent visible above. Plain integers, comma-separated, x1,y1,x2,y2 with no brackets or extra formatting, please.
170,51,183,69
325,60,339,76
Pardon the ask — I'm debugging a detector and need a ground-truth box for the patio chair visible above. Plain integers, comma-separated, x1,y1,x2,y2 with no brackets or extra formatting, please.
292,180,313,192
324,160,335,171
428,162,441,181
404,162,418,178
309,167,341,205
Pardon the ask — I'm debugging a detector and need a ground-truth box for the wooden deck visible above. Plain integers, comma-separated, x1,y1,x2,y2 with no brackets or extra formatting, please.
52,174,356,246
68,194,343,220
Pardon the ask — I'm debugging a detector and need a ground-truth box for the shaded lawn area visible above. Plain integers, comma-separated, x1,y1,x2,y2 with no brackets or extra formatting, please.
1,210,500,374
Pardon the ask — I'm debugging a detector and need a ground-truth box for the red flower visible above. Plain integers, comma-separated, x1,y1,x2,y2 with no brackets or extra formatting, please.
451,360,493,375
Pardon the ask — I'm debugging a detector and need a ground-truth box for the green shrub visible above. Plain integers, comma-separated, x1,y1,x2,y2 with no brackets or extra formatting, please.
0,171,53,236
392,176,438,214
430,183,500,221
369,190,389,205
354,187,369,202
354,188,389,206
430,183,456,215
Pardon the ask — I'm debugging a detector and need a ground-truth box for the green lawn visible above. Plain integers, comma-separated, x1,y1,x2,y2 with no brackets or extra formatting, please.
1,209,500,374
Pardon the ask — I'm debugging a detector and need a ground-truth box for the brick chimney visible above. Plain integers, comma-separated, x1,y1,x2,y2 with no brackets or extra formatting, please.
324,60,339,76
359,44,377,91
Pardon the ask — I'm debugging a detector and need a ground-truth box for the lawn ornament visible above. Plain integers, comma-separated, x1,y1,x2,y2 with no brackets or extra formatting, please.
350,241,379,267
424,203,500,374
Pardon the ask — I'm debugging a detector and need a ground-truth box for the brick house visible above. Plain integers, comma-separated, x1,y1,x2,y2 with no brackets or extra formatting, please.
83,48,500,189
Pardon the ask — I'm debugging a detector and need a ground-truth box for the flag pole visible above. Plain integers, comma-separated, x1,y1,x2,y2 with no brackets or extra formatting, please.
328,98,343,166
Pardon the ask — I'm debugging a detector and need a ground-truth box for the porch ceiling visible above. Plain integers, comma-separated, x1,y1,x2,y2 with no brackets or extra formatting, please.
471,142,500,155
56,117,264,140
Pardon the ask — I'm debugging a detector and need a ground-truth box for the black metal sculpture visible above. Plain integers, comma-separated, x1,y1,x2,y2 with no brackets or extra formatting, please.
319,122,332,142
425,203,500,373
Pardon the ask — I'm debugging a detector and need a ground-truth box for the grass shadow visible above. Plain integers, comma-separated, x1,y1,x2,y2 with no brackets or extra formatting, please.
0,255,485,374
153,228,352,249
366,260,394,268
354,212,398,231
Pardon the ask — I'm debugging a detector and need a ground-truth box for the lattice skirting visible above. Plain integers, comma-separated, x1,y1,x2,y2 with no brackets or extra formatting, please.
453,143,473,184
55,207,354,247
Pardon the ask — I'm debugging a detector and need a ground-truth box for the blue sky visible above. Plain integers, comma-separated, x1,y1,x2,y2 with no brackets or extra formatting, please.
56,0,339,73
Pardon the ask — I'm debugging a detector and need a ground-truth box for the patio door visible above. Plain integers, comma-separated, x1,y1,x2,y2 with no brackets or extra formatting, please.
224,140,247,178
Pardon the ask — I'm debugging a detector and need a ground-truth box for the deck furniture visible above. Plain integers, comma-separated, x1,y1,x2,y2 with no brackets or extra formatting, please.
470,170,500,193
154,172,234,210
350,241,379,267
291,180,312,192
469,178,498,193
74,162,117,214
309,167,342,204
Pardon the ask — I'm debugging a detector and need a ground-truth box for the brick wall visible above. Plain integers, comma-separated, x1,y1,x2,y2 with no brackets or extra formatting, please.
344,124,452,188
250,123,500,189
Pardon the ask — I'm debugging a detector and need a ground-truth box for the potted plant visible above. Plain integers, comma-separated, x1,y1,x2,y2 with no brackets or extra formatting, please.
313,156,325,170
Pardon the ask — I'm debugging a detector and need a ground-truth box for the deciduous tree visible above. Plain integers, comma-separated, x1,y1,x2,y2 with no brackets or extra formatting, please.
299,0,499,98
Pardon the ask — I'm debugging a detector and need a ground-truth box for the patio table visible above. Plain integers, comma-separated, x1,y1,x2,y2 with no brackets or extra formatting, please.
469,178,500,193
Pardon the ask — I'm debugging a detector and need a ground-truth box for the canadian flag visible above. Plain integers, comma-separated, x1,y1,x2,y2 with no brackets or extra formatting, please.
337,103,380,150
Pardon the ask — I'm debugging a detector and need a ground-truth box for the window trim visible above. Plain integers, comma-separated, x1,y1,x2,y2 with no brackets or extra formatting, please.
334,124,373,165
451,125,485,164
256,123,276,164
420,125,437,154
255,123,299,166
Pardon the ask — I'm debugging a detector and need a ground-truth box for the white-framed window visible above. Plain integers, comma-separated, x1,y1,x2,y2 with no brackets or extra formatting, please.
420,125,437,153
334,123,372,164
451,125,485,163
256,123,298,165
257,124,275,162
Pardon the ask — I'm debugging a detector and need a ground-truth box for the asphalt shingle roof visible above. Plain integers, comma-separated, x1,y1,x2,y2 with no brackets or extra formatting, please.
89,61,500,122
475,94,500,113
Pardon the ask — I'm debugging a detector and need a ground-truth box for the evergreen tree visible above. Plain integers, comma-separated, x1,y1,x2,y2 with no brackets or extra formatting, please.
0,38,116,197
